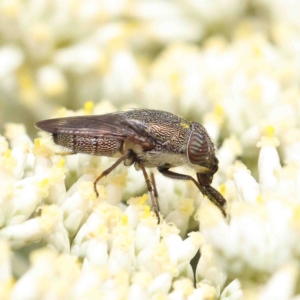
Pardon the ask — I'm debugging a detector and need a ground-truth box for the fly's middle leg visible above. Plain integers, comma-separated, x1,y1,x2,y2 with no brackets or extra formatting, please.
150,172,160,212
139,163,161,224
94,149,133,197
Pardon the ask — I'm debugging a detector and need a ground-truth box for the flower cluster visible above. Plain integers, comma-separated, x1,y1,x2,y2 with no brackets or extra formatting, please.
1,105,300,299
0,120,241,299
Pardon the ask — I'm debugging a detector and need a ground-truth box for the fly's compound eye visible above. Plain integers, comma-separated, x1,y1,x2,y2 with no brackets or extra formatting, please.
187,130,210,166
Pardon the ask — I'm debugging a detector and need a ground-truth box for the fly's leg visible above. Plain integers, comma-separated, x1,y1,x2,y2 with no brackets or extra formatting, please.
197,173,227,216
150,172,160,211
139,163,160,224
200,185,227,217
94,149,133,197
157,166,227,217
157,166,201,191
55,151,76,156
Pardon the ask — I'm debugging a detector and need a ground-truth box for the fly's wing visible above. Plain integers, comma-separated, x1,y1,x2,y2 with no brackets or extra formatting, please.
35,112,155,149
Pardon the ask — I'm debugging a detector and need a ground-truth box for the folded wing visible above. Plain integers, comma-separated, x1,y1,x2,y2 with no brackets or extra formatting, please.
35,112,154,147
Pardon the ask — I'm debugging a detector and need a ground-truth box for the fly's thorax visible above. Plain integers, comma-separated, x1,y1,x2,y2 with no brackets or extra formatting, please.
186,122,218,174
137,151,188,168
123,109,191,152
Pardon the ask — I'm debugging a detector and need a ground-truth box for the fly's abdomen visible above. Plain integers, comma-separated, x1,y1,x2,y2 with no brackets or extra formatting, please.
53,134,122,156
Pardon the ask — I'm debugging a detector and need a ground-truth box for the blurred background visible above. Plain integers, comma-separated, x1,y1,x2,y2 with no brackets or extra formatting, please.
1,0,300,174
2,3,300,297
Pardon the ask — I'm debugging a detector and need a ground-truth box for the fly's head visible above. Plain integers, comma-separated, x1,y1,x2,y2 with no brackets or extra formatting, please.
187,123,219,186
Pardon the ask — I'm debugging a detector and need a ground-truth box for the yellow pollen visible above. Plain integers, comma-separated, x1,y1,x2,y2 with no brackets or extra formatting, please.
33,138,53,157
4,149,11,158
98,225,107,236
169,72,182,96
111,172,127,186
34,138,40,147
256,194,263,203
84,101,94,114
142,205,151,219
265,125,275,138
57,158,65,168
292,205,300,223
219,184,226,196
139,194,148,205
121,214,128,226
18,67,37,104
257,126,279,148
253,43,263,57
214,104,224,117
40,178,49,188
88,224,107,238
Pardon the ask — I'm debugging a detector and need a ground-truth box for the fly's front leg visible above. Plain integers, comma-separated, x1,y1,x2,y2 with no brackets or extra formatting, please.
138,163,160,224
157,166,202,190
94,149,133,197
200,185,227,217
197,173,227,217
157,166,227,217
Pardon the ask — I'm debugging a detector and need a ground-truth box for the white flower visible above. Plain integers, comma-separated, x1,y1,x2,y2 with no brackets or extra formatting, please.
253,0,300,31
60,179,95,237
37,65,67,97
145,44,206,115
220,279,243,300
196,235,226,295
55,44,103,75
0,45,23,78
108,225,135,274
165,197,195,236
11,249,80,300
199,133,300,284
24,23,54,61
258,263,298,300
71,208,109,260
217,136,242,174
102,47,144,103
135,213,160,252
0,239,13,299
130,1,203,43
147,272,172,296
184,0,246,27
167,278,195,300
257,128,281,196
231,162,260,204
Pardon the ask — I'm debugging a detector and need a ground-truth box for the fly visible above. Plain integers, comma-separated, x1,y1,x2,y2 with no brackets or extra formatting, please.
35,109,227,223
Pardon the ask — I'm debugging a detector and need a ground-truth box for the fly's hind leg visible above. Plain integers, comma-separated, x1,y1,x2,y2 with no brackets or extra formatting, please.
94,149,133,197
54,151,76,156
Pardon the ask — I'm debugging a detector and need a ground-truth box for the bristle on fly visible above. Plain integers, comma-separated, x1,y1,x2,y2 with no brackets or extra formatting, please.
37,131,72,154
